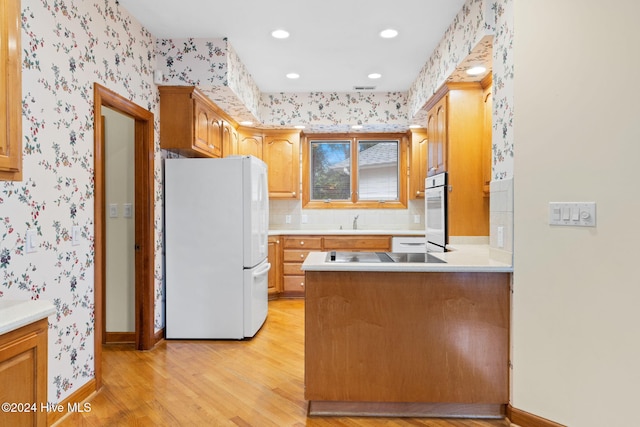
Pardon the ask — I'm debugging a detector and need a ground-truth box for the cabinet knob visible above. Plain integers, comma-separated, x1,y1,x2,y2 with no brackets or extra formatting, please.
300,254,304,259
300,282,304,287
292,192,296,197
300,241,304,245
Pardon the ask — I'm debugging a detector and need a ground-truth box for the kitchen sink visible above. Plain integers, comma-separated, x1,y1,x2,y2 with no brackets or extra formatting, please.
326,251,446,264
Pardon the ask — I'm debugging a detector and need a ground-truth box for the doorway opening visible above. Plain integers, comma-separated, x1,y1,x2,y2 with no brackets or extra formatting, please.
93,83,155,388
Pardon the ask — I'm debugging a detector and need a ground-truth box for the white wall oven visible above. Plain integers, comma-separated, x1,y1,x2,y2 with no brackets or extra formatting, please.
425,172,447,252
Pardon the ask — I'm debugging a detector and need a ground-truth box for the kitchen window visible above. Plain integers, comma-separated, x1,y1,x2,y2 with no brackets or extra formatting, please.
302,134,407,209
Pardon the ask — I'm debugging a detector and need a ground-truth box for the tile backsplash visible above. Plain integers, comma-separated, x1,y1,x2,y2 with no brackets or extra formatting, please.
270,200,426,231
489,178,514,263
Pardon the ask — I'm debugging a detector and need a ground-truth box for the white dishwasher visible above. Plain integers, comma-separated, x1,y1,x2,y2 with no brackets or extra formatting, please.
391,236,426,253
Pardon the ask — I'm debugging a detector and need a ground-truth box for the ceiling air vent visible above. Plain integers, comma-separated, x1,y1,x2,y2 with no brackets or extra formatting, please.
353,85,376,91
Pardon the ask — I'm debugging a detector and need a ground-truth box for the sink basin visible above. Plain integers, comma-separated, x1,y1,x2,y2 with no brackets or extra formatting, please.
326,252,392,263
326,251,446,264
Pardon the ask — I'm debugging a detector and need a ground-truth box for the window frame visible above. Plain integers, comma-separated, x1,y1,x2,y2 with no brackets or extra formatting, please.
302,133,408,209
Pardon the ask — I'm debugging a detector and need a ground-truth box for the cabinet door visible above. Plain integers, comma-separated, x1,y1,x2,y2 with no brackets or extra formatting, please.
208,114,222,157
238,131,264,159
194,102,212,153
427,96,447,176
222,121,238,157
263,132,300,199
0,319,48,427
0,0,21,180
410,130,428,199
482,85,493,195
267,236,281,297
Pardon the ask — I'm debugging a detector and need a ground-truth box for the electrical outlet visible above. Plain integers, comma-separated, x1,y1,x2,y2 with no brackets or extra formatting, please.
301,215,308,224
285,215,292,224
413,214,420,224
109,203,118,218
497,226,504,248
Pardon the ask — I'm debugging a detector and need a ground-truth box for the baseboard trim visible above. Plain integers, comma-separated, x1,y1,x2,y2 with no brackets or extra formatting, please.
507,405,567,427
154,328,164,344
308,401,505,418
104,331,135,343
48,378,97,426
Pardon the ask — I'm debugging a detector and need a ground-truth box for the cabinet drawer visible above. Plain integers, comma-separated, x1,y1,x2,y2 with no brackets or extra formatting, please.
323,236,391,251
283,262,304,276
283,250,313,263
283,237,322,249
284,275,305,292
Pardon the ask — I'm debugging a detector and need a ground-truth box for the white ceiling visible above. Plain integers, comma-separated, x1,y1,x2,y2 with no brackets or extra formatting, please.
117,0,467,93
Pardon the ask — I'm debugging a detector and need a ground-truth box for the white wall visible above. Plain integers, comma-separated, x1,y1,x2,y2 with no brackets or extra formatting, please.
103,107,136,333
512,1,640,425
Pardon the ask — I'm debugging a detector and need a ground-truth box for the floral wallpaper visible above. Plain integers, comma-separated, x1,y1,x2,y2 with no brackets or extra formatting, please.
490,0,514,180
156,37,261,125
258,91,409,133
406,0,492,117
1,0,162,402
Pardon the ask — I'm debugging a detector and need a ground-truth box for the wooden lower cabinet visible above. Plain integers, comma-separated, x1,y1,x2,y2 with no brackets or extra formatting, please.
0,318,49,427
275,234,392,298
267,236,282,298
305,271,510,417
281,236,322,297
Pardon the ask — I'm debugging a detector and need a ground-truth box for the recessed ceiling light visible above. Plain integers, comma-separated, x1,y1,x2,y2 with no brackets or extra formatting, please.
368,73,382,79
286,72,300,79
379,29,398,39
466,66,487,76
352,125,363,130
271,29,290,39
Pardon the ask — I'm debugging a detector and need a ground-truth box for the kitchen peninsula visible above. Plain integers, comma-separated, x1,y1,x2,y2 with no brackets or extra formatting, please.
301,247,512,418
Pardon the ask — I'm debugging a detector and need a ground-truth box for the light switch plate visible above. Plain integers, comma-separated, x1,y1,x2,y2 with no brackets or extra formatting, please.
71,225,81,246
549,202,596,227
26,229,38,253
123,203,133,218
109,203,118,218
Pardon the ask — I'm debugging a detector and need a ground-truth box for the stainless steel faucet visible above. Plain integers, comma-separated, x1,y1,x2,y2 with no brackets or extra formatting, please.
352,215,359,230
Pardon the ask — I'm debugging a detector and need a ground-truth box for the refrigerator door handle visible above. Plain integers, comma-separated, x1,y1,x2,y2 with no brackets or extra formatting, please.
253,262,271,277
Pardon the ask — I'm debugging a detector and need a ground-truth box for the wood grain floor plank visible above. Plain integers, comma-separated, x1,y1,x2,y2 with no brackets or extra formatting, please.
56,299,511,427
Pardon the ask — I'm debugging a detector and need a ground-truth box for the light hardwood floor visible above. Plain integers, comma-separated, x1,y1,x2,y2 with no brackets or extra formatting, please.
56,299,513,427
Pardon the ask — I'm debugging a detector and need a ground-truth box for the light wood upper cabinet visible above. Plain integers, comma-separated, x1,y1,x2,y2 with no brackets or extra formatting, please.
237,127,264,159
222,120,239,157
426,96,447,177
409,130,428,199
160,86,233,158
446,82,488,237
482,76,493,196
262,131,300,199
0,0,22,181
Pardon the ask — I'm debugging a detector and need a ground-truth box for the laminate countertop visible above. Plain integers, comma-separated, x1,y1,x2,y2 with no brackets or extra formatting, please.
0,299,56,335
268,229,424,236
302,244,513,273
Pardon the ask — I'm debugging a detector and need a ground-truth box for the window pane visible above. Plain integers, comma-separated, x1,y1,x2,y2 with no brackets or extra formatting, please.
310,141,351,200
357,140,399,201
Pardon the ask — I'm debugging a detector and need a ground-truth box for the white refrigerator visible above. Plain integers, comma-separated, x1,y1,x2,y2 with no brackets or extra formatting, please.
164,156,270,339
